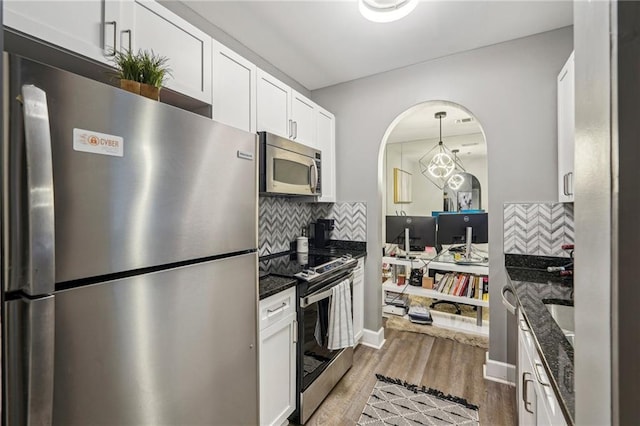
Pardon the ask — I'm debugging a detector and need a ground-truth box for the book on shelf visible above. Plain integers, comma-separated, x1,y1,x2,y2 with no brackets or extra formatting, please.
432,272,488,299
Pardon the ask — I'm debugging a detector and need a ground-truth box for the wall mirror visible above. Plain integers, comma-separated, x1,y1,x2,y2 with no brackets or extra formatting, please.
384,101,488,217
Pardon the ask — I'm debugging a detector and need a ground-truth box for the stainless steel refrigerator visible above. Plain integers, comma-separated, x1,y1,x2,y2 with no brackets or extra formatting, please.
2,54,259,425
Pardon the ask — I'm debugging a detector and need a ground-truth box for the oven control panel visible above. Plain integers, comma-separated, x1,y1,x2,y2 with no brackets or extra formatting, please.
295,255,355,281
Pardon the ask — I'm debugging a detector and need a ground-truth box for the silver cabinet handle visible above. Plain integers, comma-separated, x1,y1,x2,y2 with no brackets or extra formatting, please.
292,319,298,344
522,372,534,414
289,119,293,138
294,121,298,139
267,301,287,315
562,173,568,196
21,85,56,296
104,20,117,56
6,296,55,425
567,171,574,196
534,361,551,387
122,29,132,53
519,318,530,332
501,285,516,315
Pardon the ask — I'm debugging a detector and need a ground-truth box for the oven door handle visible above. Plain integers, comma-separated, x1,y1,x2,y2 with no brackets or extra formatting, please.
301,273,354,308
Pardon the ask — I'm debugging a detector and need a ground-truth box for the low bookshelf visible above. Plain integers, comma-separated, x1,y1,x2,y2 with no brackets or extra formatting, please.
382,254,489,326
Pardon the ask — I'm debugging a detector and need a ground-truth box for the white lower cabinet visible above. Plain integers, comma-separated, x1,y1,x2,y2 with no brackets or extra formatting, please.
259,287,297,426
518,312,567,426
353,258,365,344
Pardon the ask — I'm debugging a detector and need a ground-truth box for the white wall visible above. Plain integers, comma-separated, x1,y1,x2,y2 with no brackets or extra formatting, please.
313,27,573,366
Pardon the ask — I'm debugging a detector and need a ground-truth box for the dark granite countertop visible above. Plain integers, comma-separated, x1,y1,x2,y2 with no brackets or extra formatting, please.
259,240,366,300
505,254,574,425
259,274,297,300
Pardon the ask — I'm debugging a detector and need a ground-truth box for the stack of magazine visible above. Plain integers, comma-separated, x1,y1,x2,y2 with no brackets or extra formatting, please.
408,305,433,325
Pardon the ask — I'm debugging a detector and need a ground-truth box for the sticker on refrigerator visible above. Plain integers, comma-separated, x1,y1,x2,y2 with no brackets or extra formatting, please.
73,128,124,157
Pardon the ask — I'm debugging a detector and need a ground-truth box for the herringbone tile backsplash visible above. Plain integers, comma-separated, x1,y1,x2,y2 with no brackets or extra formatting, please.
259,197,367,256
503,202,574,257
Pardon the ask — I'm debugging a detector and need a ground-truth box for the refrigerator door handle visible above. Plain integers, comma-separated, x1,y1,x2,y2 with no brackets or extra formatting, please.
21,85,56,296
6,296,55,425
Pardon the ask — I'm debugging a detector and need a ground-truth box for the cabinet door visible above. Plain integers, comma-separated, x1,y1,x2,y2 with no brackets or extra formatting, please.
212,41,256,133
290,90,316,147
518,314,537,426
558,52,575,202
259,312,296,426
4,0,121,65
257,69,291,138
126,0,212,104
352,259,365,343
316,107,336,202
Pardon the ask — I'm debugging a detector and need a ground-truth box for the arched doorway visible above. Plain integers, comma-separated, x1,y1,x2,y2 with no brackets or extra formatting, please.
377,100,489,334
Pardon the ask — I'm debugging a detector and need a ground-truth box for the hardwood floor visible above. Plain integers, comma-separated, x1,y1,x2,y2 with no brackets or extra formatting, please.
304,328,516,425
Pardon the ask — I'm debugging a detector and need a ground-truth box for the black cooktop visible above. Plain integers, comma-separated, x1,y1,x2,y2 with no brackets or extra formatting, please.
259,252,339,278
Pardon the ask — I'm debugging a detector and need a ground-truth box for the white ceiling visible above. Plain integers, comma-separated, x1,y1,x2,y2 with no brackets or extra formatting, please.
182,0,573,90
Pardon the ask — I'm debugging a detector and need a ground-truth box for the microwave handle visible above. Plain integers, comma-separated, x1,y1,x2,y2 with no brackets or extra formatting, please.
310,160,319,193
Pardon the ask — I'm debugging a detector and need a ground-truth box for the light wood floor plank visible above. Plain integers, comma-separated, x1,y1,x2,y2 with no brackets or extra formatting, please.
303,328,516,425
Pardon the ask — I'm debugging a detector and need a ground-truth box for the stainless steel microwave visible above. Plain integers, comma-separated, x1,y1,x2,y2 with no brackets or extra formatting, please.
259,132,321,196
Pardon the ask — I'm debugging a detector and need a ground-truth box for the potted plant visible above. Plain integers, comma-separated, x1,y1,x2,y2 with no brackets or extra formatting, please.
112,49,171,100
113,49,142,95
138,50,171,100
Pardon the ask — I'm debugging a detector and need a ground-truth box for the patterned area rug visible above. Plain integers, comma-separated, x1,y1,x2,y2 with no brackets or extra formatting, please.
357,375,480,425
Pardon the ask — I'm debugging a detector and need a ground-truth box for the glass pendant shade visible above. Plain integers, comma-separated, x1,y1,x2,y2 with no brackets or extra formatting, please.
419,111,464,189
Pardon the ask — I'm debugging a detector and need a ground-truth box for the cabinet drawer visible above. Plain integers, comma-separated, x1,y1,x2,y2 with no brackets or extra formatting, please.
259,287,296,331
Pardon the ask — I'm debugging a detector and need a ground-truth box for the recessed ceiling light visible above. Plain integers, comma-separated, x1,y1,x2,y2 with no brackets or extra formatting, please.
358,0,418,23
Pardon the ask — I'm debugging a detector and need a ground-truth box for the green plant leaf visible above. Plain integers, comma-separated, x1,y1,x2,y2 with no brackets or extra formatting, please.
110,49,171,87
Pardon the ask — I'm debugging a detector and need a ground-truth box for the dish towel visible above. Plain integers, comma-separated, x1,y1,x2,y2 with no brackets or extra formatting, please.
327,279,355,350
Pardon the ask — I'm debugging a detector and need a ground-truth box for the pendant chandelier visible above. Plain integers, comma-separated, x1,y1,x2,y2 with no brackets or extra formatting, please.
419,111,465,189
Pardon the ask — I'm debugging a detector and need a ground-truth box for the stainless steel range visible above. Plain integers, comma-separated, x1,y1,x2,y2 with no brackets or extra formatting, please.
260,252,358,424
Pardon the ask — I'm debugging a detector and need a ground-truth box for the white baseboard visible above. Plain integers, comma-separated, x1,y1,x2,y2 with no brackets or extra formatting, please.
359,327,386,349
483,351,516,386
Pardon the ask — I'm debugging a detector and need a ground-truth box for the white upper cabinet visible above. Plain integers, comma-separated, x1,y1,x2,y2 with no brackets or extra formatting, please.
558,51,575,202
212,41,256,133
4,0,123,65
256,69,291,138
316,106,336,202
123,0,212,104
290,90,316,147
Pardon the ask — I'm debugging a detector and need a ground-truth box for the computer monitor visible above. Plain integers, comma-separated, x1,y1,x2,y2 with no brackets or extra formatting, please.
385,216,437,251
437,212,488,246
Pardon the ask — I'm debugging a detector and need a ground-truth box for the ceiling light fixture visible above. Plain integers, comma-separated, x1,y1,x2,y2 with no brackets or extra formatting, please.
358,0,418,23
419,111,465,189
